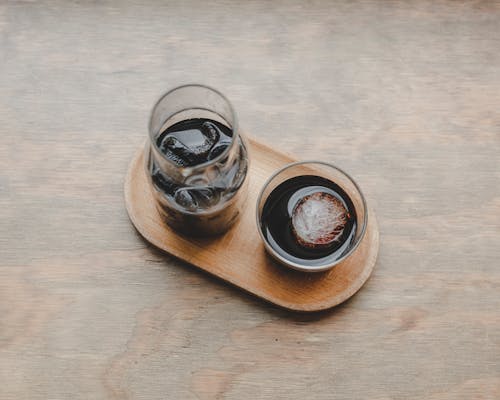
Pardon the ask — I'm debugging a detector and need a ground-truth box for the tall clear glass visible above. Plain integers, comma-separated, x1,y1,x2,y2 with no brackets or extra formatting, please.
146,84,249,236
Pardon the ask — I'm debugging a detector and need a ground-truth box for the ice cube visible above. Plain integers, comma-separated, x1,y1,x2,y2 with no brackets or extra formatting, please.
174,187,221,211
161,121,220,166
201,121,220,145
291,191,347,248
160,136,196,166
208,141,230,160
151,166,179,194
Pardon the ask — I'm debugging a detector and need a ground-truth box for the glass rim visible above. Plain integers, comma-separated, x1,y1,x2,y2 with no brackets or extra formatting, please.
148,83,239,173
255,160,368,272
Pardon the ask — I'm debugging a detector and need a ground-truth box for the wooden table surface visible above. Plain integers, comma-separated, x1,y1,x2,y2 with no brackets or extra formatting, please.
1,1,499,399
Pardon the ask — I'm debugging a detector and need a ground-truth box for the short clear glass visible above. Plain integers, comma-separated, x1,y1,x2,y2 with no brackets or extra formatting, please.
256,161,367,272
146,84,249,236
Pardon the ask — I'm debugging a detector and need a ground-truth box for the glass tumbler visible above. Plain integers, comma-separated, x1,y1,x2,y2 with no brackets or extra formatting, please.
256,161,367,272
146,84,249,236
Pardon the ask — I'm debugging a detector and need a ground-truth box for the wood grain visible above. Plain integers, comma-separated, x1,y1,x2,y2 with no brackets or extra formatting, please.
1,1,499,399
125,139,379,311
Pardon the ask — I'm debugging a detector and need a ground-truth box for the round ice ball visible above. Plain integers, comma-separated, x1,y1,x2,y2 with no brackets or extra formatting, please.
291,191,348,249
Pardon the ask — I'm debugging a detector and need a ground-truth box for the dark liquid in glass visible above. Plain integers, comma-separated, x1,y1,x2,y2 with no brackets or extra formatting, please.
156,118,233,167
151,118,242,208
261,175,357,267
147,117,247,236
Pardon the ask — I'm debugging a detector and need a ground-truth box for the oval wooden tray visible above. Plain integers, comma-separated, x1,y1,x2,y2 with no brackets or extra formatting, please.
124,137,379,312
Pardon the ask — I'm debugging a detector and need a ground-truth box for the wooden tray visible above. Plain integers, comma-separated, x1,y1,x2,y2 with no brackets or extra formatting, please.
124,137,379,312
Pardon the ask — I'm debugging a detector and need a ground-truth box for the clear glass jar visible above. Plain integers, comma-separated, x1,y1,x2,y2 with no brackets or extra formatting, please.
146,84,249,236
